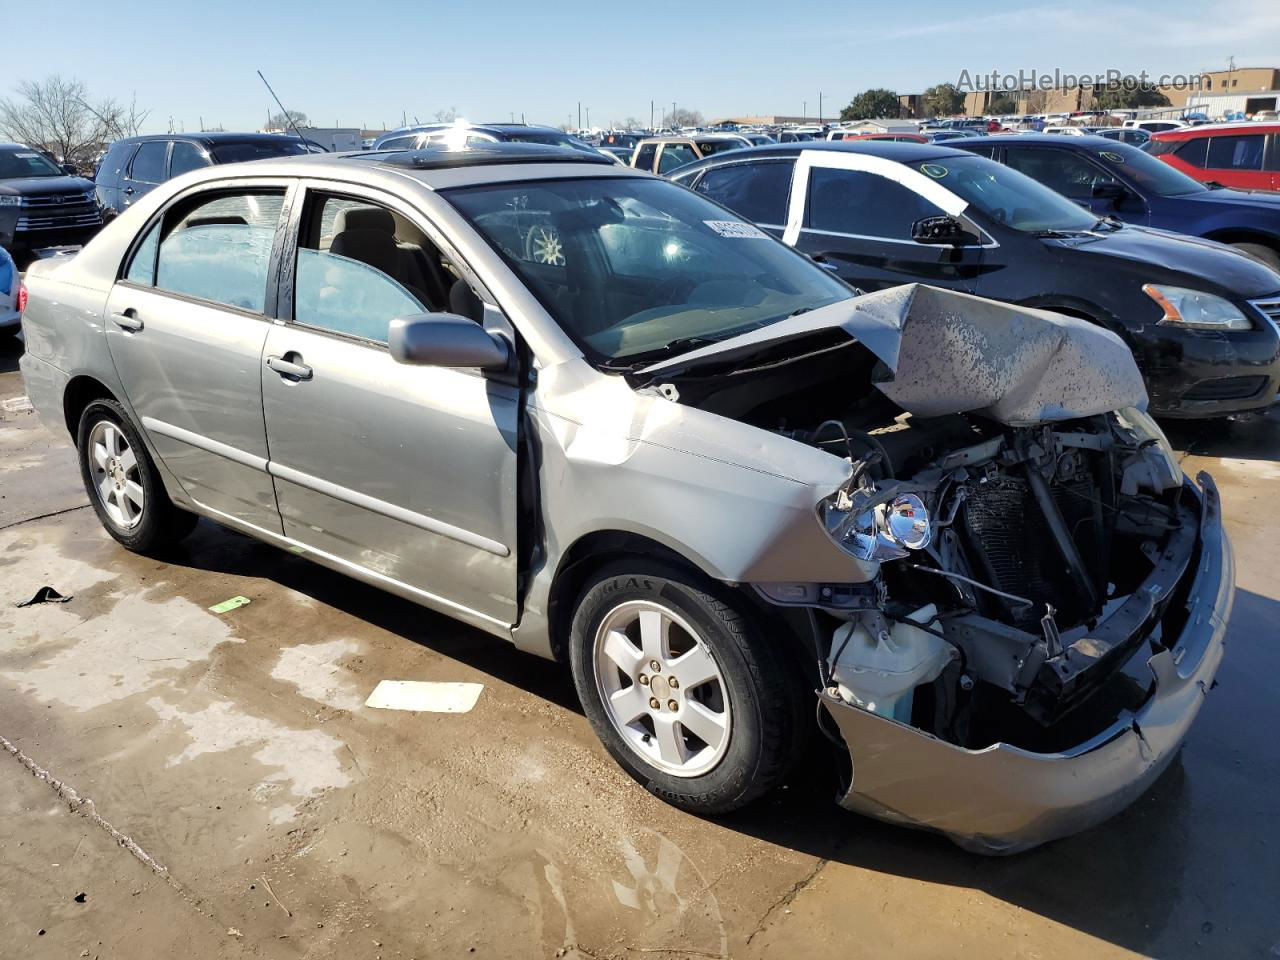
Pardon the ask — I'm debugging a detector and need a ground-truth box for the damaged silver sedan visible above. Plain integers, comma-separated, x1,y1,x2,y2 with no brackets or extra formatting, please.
17,143,1231,854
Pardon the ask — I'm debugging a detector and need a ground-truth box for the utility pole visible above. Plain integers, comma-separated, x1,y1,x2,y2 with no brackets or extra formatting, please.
803,100,807,121
819,92,823,124
672,101,677,128
577,101,581,130
650,100,654,131
585,106,590,128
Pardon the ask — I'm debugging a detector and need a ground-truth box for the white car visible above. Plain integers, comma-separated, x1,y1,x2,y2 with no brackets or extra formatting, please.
1122,119,1188,133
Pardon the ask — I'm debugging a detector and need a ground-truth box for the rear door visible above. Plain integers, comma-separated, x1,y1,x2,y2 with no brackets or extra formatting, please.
1204,132,1271,191
260,183,521,630
781,153,986,292
119,139,169,213
105,181,291,532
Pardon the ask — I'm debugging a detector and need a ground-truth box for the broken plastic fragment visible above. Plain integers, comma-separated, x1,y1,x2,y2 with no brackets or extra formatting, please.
364,680,484,713
15,586,72,607
208,596,251,614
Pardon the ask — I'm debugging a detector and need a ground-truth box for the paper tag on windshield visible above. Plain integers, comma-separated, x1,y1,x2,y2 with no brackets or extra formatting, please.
703,220,768,239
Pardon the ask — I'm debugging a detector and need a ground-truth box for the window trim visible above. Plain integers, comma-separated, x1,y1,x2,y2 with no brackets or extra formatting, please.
783,152,996,249
114,177,297,322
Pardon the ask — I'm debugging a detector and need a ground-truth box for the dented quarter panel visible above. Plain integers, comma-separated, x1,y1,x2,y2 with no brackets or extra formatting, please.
823,472,1232,854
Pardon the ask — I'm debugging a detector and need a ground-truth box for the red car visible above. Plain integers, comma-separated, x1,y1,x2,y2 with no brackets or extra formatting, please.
1148,123,1280,191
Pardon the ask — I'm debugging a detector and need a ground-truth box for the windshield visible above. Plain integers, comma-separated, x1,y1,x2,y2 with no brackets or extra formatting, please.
0,147,63,179
1087,141,1207,196
919,155,1099,232
209,140,311,164
443,177,852,364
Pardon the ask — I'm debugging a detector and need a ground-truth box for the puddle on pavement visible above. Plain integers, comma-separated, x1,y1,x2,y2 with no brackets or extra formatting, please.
270,637,364,710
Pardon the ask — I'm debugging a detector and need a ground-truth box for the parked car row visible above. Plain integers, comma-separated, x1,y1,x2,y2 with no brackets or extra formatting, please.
670,139,1280,418
17,141,1232,854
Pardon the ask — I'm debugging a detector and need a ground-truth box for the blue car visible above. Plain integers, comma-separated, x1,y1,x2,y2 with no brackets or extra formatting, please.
954,135,1280,271
1,244,20,333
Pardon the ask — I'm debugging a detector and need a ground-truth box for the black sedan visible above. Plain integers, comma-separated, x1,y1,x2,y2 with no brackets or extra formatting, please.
670,141,1280,418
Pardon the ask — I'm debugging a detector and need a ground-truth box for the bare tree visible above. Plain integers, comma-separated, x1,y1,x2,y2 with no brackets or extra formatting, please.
0,75,150,165
667,107,703,128
267,109,308,131
434,107,458,123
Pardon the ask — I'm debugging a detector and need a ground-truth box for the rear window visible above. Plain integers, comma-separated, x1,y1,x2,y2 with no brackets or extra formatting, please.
209,140,310,164
696,140,744,157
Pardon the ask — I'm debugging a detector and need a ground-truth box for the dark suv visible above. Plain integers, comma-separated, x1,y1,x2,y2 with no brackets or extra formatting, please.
672,141,1280,418
94,133,317,220
0,143,102,259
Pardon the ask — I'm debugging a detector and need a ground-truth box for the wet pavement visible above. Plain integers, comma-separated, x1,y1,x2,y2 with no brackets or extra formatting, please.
1,332,1278,960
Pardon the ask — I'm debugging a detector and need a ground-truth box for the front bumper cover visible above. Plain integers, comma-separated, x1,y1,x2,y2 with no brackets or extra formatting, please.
822,470,1232,854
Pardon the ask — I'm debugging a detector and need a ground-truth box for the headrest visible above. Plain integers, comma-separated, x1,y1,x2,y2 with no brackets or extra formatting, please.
333,205,395,235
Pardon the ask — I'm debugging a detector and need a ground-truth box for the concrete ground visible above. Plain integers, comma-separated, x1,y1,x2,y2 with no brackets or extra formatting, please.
1,331,1277,960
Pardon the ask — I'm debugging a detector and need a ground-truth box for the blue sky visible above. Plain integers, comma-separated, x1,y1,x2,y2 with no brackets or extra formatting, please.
7,0,1279,132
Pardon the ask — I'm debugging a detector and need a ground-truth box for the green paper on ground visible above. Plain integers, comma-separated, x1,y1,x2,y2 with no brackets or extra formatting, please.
209,596,251,614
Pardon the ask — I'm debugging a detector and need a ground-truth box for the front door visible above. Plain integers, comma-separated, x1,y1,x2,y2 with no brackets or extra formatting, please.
261,187,521,629
106,184,288,531
783,155,985,292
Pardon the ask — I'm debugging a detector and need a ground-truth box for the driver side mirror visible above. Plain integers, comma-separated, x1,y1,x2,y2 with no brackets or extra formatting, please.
911,215,973,245
388,314,510,370
61,163,78,176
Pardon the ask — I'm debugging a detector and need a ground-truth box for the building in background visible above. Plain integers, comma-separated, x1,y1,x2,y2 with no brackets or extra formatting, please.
1161,67,1280,108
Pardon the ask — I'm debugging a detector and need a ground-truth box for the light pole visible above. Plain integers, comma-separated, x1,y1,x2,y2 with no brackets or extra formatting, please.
577,102,581,130
819,92,823,124
803,100,807,121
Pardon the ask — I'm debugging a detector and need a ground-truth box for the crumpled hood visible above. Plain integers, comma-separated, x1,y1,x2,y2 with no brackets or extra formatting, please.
640,284,1149,426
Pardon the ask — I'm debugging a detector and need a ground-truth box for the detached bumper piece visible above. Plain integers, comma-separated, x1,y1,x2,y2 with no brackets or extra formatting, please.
822,472,1232,854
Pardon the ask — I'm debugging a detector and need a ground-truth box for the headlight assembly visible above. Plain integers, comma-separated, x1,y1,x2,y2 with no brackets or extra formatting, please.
0,196,22,207
821,489,932,563
1142,284,1253,331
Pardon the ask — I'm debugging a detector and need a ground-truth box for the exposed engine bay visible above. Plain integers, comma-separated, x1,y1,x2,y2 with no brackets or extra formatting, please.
637,291,1194,756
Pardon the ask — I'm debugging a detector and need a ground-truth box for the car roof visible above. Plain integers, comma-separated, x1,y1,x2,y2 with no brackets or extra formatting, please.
955,133,1122,147
112,132,309,145
680,140,970,164
1151,121,1280,138
637,134,746,143
159,142,639,192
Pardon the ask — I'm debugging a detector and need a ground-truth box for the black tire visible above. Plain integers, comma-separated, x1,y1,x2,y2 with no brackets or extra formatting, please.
1232,242,1280,274
76,399,197,554
568,560,805,814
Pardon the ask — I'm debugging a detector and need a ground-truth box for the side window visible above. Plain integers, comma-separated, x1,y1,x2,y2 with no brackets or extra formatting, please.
1003,147,1117,200
129,141,168,184
695,161,794,226
1173,138,1208,167
293,193,444,343
1207,135,1265,171
97,142,135,183
804,167,945,240
154,191,285,312
963,145,998,159
169,141,210,177
634,143,657,171
378,135,417,151
658,144,698,174
124,222,160,285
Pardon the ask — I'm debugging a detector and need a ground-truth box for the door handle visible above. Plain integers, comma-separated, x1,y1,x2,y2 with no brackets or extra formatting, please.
266,354,313,381
111,308,143,332
123,186,135,196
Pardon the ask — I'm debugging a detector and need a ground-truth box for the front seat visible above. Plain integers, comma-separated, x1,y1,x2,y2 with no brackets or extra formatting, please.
329,206,431,305
449,279,484,323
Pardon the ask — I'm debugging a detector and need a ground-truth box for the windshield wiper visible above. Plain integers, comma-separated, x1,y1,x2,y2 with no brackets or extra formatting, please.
600,336,724,370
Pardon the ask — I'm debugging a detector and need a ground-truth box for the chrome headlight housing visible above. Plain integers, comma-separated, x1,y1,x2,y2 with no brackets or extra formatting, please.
1143,284,1253,331
821,489,932,562
1114,406,1182,493
0,196,22,207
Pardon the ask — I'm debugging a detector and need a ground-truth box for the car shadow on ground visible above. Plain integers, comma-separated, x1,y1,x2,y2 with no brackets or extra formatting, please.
0,333,21,376
1161,407,1280,463
162,511,1280,959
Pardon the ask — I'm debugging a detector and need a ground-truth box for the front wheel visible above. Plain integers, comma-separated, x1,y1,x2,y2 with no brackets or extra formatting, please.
77,399,197,553
1231,242,1280,273
568,561,804,814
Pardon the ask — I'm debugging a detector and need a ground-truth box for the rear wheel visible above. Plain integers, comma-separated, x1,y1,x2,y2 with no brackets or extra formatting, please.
568,560,804,814
1231,242,1280,273
76,399,196,553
